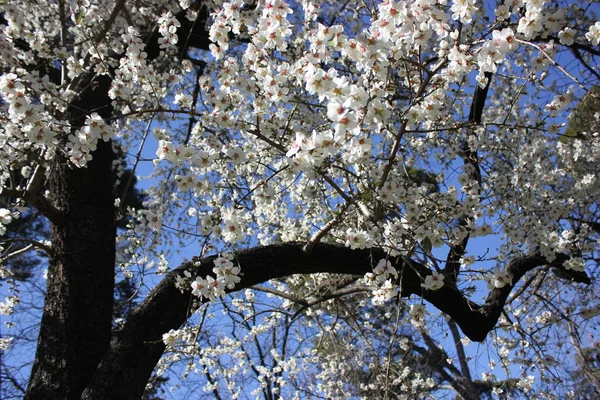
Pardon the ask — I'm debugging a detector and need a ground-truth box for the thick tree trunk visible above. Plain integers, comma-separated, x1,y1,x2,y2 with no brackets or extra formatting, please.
23,9,210,397
25,141,116,400
25,72,116,400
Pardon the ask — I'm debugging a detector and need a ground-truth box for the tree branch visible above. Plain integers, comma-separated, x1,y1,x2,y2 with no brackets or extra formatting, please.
82,243,590,400
0,189,63,225
0,238,52,255
447,319,474,385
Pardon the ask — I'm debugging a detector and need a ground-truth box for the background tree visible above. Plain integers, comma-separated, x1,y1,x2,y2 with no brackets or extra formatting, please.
0,1,599,399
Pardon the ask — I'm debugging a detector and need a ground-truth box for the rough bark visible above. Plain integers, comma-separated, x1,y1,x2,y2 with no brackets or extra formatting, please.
25,141,116,400
24,70,117,400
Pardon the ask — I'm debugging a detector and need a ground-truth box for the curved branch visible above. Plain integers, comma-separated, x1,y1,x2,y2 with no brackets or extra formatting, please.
82,243,590,400
0,238,53,261
0,189,63,225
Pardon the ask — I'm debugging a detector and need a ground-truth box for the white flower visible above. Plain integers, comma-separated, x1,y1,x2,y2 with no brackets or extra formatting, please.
162,329,180,347
345,228,373,249
286,132,309,157
144,211,162,232
451,0,478,23
0,295,19,315
305,68,336,97
173,93,193,108
371,280,398,305
409,304,427,328
206,275,225,299
225,146,247,165
585,21,600,46
487,268,512,289
222,212,245,243
326,97,353,122
213,255,241,289
564,257,585,272
192,148,217,169
558,27,576,46
373,259,398,280
421,271,445,291
580,174,594,186
155,140,174,162
191,277,209,299
158,11,180,46
516,375,535,392
0,208,13,225
363,272,377,285
0,337,13,351
175,270,192,291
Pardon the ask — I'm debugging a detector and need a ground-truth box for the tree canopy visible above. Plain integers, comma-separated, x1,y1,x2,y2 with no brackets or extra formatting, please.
0,0,599,399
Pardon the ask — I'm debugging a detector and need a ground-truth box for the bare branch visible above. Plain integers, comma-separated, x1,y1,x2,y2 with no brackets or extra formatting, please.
447,319,474,385
303,202,350,254
0,238,52,261
1,244,34,263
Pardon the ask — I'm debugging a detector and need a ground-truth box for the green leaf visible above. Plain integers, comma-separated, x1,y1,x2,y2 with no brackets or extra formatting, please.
421,237,432,254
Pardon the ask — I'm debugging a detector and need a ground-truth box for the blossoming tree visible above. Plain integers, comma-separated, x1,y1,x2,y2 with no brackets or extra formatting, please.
0,0,599,399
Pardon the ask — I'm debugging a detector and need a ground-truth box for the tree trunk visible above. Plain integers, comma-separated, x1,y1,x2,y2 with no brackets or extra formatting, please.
25,75,116,400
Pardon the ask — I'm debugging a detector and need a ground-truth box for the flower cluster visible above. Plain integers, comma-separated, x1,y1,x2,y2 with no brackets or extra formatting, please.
0,208,19,236
371,280,399,306
67,113,114,167
176,253,241,302
219,210,246,244
409,304,427,329
1,0,600,397
373,259,398,281
157,11,181,50
563,257,585,272
0,295,19,316
517,0,547,39
345,228,374,250
0,72,57,152
477,28,517,76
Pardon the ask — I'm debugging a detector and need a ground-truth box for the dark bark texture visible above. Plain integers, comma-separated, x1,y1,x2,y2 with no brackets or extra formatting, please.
25,139,116,400
24,69,117,400
469,71,493,124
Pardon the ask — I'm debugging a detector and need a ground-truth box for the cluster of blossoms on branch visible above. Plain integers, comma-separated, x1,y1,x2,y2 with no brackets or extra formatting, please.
0,0,597,307
0,0,599,397
0,207,17,236
175,253,241,302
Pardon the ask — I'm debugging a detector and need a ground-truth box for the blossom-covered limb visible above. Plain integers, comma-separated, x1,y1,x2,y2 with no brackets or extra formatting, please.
83,243,590,399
